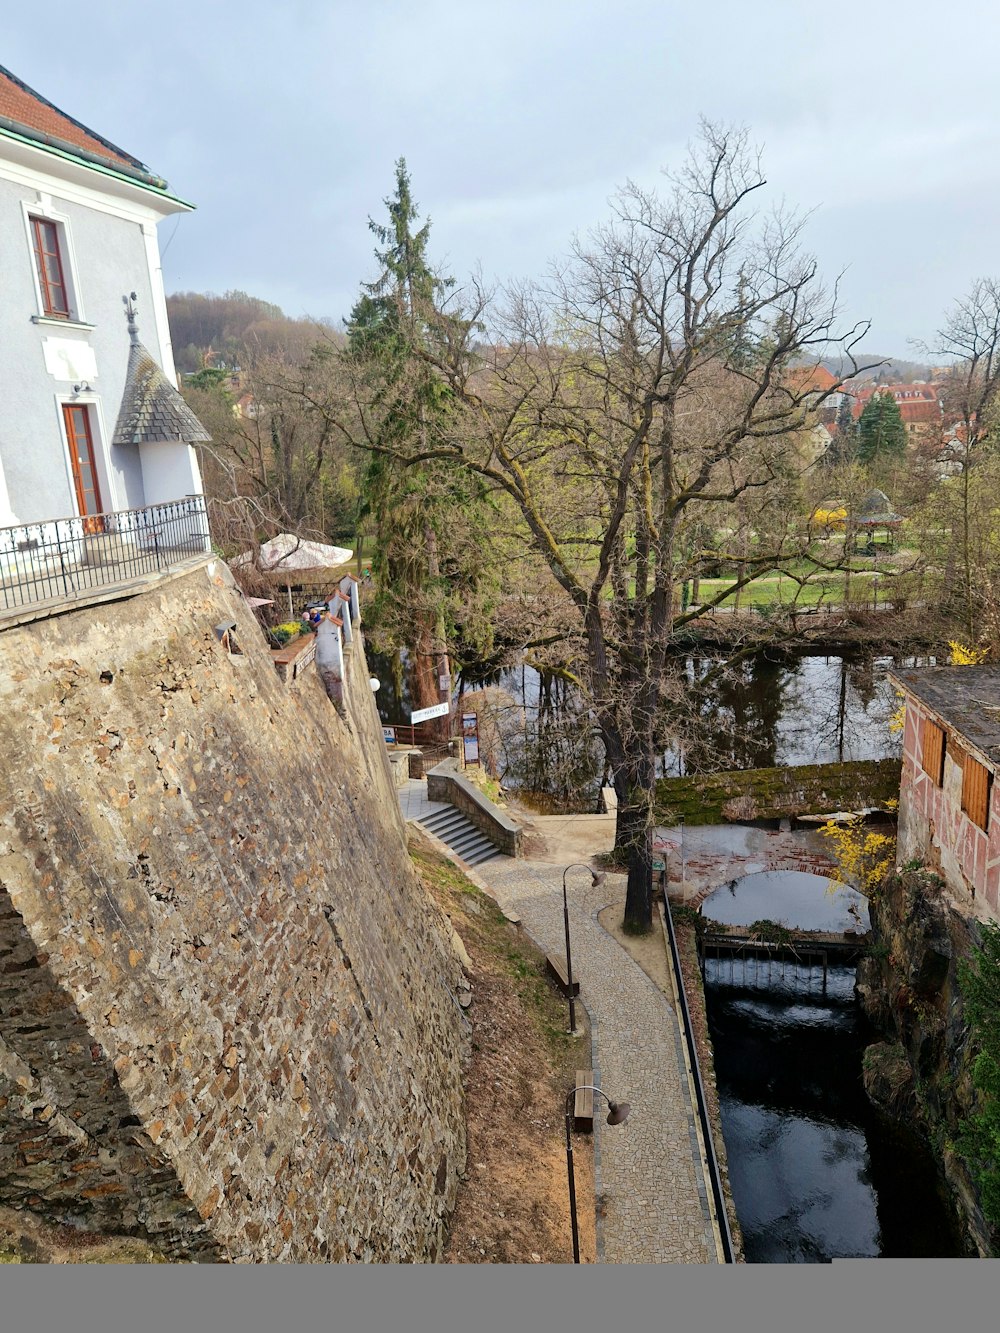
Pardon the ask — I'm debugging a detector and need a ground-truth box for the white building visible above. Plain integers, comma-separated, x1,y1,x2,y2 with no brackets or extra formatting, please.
0,63,206,536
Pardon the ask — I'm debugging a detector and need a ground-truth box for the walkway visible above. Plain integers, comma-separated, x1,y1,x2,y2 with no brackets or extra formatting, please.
401,784,840,1263
475,855,719,1264
400,780,721,1262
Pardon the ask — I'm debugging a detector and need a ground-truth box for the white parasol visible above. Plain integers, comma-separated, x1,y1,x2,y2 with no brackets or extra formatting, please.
234,533,353,615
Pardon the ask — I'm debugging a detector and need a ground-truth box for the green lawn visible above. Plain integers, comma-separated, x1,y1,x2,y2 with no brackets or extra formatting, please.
693,569,884,611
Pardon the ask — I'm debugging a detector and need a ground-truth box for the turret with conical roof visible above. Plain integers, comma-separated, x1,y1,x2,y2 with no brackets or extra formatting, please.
113,294,210,447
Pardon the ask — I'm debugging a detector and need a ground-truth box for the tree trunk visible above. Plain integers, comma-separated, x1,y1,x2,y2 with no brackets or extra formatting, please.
612,743,656,934
962,460,975,643
424,521,451,746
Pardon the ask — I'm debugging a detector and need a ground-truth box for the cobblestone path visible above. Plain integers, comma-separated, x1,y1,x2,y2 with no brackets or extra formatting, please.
474,858,718,1264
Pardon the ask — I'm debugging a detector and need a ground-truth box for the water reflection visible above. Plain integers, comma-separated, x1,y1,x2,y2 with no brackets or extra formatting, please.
702,870,870,934
705,964,964,1261
373,648,928,808
665,651,911,776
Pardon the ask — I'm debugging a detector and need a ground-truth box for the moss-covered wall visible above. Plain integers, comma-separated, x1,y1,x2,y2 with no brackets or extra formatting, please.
654,757,902,824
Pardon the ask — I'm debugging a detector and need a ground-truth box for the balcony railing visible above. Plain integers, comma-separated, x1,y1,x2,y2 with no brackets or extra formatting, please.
0,494,211,614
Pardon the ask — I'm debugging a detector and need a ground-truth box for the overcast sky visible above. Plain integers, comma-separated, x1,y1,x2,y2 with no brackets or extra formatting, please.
6,1,999,355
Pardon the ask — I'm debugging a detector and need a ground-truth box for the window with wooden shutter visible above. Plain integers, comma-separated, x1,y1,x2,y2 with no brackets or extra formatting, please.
921,718,946,786
961,753,993,832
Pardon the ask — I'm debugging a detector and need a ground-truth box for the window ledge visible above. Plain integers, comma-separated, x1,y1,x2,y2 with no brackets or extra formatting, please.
31,315,94,331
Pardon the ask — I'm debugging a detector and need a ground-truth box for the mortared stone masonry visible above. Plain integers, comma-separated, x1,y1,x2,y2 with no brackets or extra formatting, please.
0,565,468,1261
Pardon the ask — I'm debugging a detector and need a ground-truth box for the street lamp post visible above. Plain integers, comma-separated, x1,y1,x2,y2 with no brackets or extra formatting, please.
564,1084,631,1263
561,864,604,1035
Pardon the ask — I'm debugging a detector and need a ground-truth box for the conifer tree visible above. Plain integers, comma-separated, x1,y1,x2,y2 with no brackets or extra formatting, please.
858,390,907,462
829,393,858,465
346,161,494,724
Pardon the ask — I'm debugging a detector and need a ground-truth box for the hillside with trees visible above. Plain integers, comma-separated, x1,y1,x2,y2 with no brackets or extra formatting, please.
167,290,332,373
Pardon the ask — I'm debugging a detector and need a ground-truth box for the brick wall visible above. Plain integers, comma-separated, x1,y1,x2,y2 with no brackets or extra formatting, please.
898,699,1000,922
0,564,467,1260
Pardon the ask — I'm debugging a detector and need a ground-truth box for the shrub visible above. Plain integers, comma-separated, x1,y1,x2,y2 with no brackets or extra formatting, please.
956,922,1000,1231
820,812,896,898
747,918,793,945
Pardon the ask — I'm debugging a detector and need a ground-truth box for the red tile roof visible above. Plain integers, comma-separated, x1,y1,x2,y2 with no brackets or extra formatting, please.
0,63,153,178
898,399,943,424
784,364,839,394
848,383,943,426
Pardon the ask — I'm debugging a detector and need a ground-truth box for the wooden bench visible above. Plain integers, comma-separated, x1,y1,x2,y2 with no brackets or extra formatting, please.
545,952,579,997
573,1069,594,1133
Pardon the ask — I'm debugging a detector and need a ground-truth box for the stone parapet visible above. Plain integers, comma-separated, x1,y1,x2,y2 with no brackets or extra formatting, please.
426,759,522,858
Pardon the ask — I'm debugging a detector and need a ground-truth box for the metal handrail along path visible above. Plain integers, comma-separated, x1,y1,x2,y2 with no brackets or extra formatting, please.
662,894,736,1263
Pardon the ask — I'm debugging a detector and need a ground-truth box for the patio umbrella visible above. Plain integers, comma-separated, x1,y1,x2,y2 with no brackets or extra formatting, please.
235,533,353,615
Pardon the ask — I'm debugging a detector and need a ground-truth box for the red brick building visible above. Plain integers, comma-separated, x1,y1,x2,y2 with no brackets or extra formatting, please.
890,667,1000,922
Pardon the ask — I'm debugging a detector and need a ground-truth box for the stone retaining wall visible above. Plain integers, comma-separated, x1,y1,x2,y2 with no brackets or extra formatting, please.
0,564,467,1261
426,760,522,857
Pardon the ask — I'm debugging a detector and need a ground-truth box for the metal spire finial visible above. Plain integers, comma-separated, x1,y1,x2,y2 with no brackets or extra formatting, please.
123,292,140,346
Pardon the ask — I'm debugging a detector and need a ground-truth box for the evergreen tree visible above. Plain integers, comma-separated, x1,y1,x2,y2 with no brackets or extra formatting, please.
828,394,859,465
346,161,496,721
858,390,907,462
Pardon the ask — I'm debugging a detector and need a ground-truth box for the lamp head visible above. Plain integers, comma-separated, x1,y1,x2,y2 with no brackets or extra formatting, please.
591,871,606,888
606,1101,631,1126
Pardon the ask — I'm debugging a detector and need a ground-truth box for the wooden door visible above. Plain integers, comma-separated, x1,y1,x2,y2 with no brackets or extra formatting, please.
62,403,104,533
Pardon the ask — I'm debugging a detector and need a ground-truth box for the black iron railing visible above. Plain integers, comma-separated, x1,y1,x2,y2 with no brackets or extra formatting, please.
0,494,210,613
662,894,737,1263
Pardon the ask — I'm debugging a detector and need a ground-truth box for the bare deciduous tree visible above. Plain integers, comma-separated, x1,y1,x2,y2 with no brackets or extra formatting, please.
349,123,874,931
932,279,1000,641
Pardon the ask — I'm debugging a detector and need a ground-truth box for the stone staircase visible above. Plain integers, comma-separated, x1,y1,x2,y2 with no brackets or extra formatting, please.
416,804,505,868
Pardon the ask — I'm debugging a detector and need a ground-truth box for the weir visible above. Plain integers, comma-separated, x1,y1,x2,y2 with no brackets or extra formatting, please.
700,932,964,1260
697,928,869,992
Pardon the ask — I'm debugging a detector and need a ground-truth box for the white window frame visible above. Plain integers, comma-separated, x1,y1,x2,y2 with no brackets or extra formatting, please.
22,195,90,327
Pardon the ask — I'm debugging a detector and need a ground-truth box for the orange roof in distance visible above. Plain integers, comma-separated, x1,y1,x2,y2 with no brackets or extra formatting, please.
848,382,943,424
784,364,839,394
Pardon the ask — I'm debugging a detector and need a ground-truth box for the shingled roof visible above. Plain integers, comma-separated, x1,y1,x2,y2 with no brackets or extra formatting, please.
0,63,166,187
889,667,1000,766
113,299,210,446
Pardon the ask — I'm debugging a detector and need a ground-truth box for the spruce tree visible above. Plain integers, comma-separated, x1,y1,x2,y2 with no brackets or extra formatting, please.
829,394,858,465
346,162,495,723
857,390,907,463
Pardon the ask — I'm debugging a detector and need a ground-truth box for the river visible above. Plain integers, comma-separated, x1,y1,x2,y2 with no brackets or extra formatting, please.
372,647,927,806
701,872,964,1260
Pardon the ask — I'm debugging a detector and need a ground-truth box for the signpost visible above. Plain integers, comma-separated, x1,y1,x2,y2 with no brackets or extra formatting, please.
409,701,450,725
462,713,480,767
382,726,396,745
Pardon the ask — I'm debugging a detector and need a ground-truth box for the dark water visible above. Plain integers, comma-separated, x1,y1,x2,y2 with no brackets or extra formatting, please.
367,649,414,726
662,650,911,775
702,872,964,1261
419,650,924,805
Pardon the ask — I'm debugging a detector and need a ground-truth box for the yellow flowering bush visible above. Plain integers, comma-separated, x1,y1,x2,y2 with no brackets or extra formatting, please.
948,640,988,665
271,620,311,646
820,803,898,898
888,689,906,736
